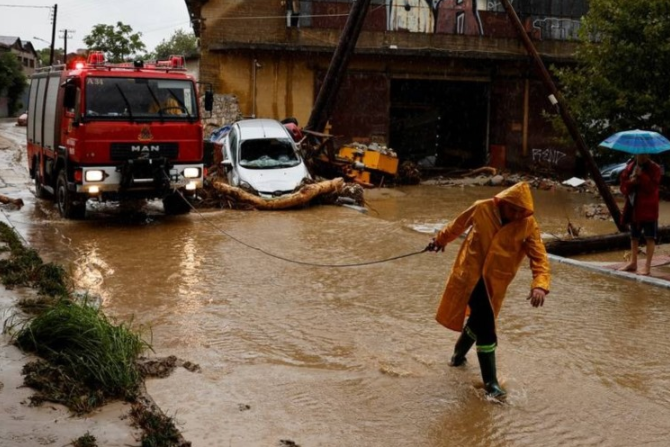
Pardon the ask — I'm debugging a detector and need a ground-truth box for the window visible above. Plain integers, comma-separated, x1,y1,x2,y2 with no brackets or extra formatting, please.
239,138,299,169
84,77,197,120
456,12,465,34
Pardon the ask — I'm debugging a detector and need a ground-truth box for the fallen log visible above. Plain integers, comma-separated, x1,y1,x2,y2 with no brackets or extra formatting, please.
0,194,23,208
544,225,670,257
210,177,344,210
461,166,497,177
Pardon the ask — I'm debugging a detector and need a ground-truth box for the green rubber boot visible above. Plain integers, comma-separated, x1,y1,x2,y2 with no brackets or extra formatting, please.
476,347,507,400
449,327,476,367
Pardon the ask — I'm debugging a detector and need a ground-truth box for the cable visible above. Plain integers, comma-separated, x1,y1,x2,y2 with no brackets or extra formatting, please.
172,185,428,268
0,4,52,9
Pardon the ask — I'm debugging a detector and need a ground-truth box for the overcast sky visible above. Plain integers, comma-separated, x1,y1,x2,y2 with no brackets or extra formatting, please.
0,0,192,54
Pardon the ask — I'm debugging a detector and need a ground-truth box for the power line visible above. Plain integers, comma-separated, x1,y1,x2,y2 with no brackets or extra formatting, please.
0,4,52,8
214,3,385,21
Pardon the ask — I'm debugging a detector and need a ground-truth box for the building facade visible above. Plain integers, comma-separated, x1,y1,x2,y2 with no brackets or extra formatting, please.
185,0,587,173
0,36,38,117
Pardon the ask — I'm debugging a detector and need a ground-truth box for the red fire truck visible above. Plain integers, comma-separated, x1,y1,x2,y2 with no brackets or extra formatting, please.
26,52,213,218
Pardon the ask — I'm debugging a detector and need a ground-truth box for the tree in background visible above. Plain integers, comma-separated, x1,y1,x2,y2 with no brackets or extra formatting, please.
0,52,27,115
151,29,198,60
83,22,146,62
553,0,670,157
36,48,65,67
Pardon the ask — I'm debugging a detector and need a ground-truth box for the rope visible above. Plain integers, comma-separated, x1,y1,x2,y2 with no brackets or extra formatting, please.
174,188,428,268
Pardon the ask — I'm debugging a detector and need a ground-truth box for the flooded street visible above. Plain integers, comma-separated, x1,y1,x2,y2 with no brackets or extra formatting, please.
7,186,670,446
3,121,670,446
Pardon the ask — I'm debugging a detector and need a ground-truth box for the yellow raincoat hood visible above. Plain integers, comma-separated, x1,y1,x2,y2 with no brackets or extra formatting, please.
434,182,551,332
493,181,534,216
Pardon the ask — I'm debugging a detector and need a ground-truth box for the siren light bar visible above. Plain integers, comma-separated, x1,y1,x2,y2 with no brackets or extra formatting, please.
156,55,185,69
87,51,105,65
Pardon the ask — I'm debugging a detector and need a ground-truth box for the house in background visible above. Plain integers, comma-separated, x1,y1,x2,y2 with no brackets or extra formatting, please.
185,0,587,174
0,36,38,117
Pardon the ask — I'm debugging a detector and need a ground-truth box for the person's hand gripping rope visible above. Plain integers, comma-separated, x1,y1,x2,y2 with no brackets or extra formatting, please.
425,238,445,253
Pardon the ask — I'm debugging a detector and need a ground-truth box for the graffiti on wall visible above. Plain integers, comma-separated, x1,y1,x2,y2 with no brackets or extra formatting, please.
308,0,583,40
532,147,567,167
387,0,435,33
383,0,581,39
386,0,484,35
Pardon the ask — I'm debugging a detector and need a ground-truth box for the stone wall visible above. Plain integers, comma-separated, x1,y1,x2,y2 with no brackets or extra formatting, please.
200,93,242,135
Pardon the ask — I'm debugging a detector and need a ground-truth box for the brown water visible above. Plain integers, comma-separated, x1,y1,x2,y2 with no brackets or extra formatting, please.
13,185,670,447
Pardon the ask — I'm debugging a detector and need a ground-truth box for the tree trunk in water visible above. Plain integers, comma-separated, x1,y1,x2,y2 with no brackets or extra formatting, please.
210,178,344,210
544,226,670,257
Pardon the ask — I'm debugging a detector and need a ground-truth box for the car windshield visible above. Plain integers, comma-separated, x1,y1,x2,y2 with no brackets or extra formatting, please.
239,138,300,169
84,77,196,120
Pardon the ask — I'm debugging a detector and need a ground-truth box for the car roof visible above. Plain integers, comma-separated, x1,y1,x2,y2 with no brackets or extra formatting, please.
236,119,291,140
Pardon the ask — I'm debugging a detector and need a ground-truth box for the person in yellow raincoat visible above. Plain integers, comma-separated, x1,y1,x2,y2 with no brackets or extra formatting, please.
149,95,184,115
426,181,551,400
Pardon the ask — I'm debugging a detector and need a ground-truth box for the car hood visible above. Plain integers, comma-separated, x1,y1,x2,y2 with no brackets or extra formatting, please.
237,164,310,195
600,162,626,173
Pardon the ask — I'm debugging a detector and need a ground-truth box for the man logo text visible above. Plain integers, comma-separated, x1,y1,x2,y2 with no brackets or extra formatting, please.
131,145,160,152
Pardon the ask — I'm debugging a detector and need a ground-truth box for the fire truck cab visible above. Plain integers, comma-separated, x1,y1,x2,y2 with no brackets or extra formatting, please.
26,52,213,218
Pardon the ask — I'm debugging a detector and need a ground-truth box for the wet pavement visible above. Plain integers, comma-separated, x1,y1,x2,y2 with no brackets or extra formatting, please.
2,119,670,446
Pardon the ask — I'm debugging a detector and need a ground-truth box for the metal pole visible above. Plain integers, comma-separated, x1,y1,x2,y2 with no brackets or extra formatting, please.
49,4,57,65
499,0,625,231
306,0,372,132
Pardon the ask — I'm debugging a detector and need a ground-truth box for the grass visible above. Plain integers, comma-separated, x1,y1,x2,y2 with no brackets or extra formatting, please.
0,222,70,298
0,221,190,445
71,432,97,447
131,402,191,447
15,298,150,413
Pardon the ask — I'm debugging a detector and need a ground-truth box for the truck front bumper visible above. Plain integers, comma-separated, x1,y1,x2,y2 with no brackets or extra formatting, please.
76,162,204,196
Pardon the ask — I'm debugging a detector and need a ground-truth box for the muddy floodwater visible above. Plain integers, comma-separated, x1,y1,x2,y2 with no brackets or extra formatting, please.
11,184,670,446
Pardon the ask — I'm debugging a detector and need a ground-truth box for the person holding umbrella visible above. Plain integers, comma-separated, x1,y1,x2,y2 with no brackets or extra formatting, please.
599,130,669,275
619,153,662,275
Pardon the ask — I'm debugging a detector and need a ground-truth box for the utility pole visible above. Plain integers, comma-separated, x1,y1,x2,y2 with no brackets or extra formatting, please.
59,28,74,63
306,0,372,132
498,0,625,231
49,4,57,65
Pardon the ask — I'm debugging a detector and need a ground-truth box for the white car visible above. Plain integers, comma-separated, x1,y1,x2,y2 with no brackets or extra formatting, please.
221,119,311,197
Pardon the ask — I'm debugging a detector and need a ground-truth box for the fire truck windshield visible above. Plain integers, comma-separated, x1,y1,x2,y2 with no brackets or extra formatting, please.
84,77,197,120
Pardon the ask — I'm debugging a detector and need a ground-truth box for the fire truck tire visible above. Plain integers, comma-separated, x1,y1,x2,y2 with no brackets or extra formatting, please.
56,171,86,219
34,168,49,199
162,191,191,215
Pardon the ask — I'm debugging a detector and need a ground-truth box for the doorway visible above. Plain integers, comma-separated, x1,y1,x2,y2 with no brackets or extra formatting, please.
390,79,489,169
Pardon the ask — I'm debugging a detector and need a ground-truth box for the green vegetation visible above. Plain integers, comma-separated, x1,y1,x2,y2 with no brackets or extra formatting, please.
554,0,670,155
131,402,190,447
1,222,189,445
0,222,69,298
72,432,97,447
36,47,65,67
15,298,149,413
0,52,27,115
152,29,198,60
83,21,147,62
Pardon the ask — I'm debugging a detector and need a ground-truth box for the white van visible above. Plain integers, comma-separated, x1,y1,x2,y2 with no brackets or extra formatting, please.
221,119,311,198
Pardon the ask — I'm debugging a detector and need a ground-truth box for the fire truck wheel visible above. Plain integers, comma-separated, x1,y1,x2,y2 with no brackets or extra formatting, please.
162,191,191,215
33,166,49,199
56,171,86,219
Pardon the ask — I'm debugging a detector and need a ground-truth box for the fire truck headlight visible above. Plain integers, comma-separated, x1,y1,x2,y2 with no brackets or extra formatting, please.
88,186,100,194
85,170,105,182
183,168,201,179
185,181,197,191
